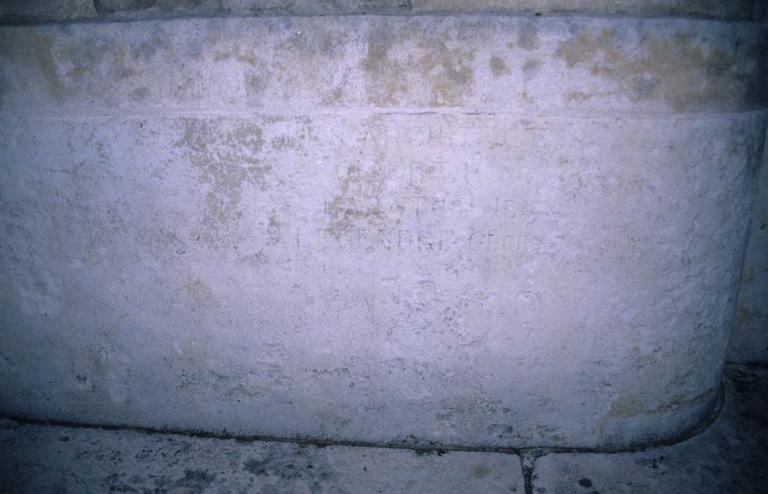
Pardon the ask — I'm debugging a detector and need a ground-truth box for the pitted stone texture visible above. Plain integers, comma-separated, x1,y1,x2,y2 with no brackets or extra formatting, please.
1,110,763,448
0,16,766,114
1,0,766,23
0,421,523,493
531,365,768,494
729,154,768,364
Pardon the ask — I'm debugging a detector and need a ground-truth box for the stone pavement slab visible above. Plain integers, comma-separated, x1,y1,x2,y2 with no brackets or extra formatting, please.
0,420,523,493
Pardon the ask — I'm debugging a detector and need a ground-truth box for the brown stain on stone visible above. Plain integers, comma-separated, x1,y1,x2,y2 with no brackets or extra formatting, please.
25,30,149,102
489,55,508,77
361,27,407,105
176,119,269,243
30,33,65,100
214,47,258,66
419,44,475,106
555,28,766,111
361,24,476,106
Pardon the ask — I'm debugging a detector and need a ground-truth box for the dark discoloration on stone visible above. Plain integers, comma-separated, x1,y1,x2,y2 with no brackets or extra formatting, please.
240,445,339,491
555,27,768,111
267,208,282,245
244,456,270,475
172,468,215,492
472,463,491,478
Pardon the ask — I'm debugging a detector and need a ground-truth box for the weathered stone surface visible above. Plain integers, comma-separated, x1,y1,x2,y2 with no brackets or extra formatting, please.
1,16,766,113
531,365,768,493
0,13,765,449
0,420,524,493
1,0,766,23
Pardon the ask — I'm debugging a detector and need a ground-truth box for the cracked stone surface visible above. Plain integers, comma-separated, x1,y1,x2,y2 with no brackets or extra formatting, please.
1,363,766,493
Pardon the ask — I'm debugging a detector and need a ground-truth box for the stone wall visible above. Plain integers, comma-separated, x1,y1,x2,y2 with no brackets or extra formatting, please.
1,2,766,449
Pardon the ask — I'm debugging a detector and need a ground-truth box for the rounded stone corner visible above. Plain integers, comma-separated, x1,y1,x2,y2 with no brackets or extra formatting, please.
597,381,725,451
